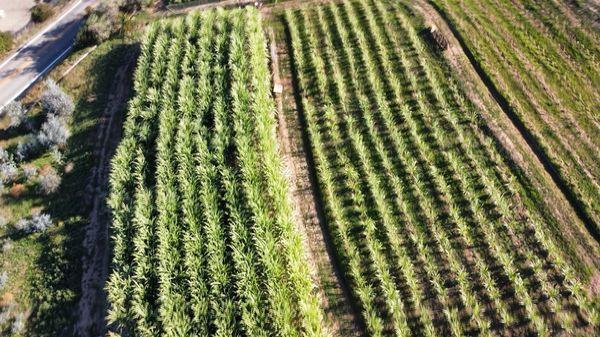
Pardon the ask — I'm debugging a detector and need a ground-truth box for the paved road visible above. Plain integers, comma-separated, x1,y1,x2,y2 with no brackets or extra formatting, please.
0,0,97,110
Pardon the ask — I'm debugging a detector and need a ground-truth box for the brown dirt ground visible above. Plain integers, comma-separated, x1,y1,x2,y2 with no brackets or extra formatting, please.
72,49,137,337
268,25,365,337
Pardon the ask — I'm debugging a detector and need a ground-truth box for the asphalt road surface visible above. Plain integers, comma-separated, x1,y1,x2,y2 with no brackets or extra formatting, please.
0,0,98,110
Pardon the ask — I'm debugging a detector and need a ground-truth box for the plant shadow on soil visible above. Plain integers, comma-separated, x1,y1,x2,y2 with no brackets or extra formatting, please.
17,42,136,337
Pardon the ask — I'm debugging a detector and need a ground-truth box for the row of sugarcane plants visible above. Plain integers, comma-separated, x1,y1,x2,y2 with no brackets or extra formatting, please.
285,0,599,336
106,7,329,337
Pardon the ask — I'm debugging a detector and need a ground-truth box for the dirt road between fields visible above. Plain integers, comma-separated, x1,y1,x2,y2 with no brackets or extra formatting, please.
72,50,136,337
269,28,365,337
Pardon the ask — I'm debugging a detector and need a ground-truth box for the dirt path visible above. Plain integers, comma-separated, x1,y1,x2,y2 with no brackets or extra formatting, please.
414,0,600,272
268,28,365,337
72,50,137,337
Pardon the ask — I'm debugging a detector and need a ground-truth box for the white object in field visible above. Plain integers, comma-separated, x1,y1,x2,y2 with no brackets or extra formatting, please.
274,83,283,94
0,10,6,19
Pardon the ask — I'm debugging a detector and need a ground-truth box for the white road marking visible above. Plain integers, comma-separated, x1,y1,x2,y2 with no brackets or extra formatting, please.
0,0,83,71
0,46,72,111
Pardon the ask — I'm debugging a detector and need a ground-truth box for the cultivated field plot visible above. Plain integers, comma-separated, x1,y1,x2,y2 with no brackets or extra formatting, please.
430,0,600,236
106,8,327,336
285,0,598,336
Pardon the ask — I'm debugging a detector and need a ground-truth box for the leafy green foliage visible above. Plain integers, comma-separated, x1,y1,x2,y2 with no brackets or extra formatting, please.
0,31,13,55
285,0,598,335
106,8,328,336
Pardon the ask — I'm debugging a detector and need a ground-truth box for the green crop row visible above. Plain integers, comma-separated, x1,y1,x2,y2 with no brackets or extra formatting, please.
285,0,598,335
106,8,328,337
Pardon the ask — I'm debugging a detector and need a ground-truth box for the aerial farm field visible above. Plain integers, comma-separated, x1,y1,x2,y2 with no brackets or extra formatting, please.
105,8,326,336
282,0,598,335
0,0,598,336
430,0,600,237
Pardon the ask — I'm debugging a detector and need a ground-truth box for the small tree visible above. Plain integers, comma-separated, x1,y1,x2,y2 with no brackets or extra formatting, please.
38,114,70,148
1,101,26,128
76,2,120,46
31,3,55,23
38,166,61,194
40,79,74,117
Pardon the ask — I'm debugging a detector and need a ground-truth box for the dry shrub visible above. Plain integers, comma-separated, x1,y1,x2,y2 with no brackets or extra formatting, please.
9,184,26,198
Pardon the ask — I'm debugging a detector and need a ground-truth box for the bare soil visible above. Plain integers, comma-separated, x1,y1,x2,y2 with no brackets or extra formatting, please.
268,26,365,337
72,49,137,337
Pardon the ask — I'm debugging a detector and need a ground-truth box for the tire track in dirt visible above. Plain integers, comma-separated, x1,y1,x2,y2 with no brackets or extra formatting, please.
73,48,137,337
268,27,365,337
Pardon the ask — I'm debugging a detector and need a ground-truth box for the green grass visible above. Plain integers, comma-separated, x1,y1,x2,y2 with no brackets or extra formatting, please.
0,40,135,336
430,0,600,239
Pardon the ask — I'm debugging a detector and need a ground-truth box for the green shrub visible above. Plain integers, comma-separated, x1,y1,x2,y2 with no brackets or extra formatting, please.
31,3,55,23
76,3,119,47
0,31,13,55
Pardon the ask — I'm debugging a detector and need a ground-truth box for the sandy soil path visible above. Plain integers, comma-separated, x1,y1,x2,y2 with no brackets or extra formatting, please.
72,49,136,337
269,28,365,337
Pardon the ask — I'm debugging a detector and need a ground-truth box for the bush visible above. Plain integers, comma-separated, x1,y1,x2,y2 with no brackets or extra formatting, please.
41,79,74,116
0,160,18,185
2,101,26,128
0,147,9,163
15,136,41,161
38,114,70,148
76,2,119,46
38,166,61,194
14,213,53,233
0,31,13,55
118,0,146,12
22,165,38,181
30,213,53,232
1,239,13,253
9,184,26,198
11,312,26,334
31,3,55,23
